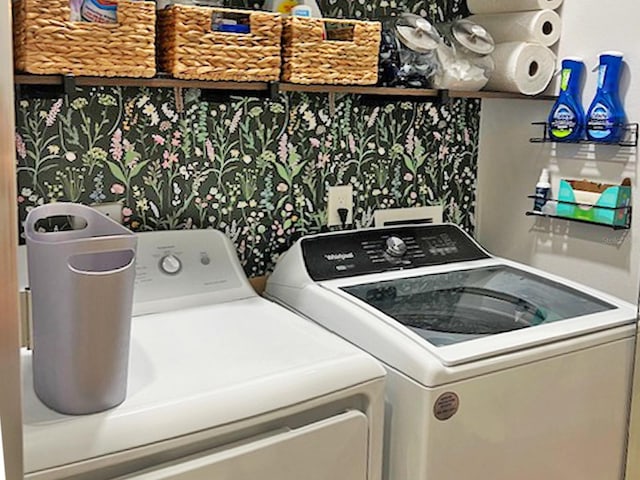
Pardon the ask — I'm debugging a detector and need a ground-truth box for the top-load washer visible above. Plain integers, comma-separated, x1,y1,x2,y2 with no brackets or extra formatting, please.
20,229,385,480
266,224,637,480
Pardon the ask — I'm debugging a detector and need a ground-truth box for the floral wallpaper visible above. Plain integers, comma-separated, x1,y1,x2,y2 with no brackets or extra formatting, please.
15,0,480,277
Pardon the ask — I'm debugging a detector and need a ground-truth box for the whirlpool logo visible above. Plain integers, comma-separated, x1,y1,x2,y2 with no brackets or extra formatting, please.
324,252,355,261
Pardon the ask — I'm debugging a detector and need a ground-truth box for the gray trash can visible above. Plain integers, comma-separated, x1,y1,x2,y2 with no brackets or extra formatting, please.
25,203,137,415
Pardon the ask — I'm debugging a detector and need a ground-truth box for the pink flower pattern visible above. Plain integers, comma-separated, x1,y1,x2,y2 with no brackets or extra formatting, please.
110,129,123,162
45,99,63,127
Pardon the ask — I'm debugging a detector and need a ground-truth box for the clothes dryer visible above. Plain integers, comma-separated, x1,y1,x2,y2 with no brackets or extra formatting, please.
21,230,385,480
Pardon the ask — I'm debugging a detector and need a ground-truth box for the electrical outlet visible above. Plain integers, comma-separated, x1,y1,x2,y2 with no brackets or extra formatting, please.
327,185,354,227
91,202,124,224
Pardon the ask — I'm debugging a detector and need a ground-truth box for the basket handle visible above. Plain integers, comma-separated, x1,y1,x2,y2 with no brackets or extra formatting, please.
68,247,136,275
25,203,129,243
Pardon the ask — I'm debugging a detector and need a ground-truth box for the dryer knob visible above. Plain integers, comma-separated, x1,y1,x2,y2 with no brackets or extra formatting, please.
385,236,407,257
160,255,182,275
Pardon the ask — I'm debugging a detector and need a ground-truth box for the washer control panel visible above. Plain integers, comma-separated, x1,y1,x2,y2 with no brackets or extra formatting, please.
301,224,489,281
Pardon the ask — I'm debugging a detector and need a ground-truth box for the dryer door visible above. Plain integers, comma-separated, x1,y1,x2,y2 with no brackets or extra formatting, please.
118,410,368,480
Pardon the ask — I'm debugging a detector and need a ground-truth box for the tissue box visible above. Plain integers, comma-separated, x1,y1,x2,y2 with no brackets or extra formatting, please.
556,178,632,227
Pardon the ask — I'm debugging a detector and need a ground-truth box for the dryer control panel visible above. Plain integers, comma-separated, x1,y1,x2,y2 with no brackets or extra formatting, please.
301,225,489,281
132,229,254,315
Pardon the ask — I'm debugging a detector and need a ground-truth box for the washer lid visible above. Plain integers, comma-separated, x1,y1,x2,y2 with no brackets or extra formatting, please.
338,261,637,367
23,298,384,473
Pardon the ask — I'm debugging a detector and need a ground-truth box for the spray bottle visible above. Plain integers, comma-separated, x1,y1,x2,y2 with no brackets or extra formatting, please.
586,51,626,143
533,168,551,212
548,57,585,142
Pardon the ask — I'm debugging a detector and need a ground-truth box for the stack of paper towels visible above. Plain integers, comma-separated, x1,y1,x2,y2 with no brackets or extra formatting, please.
466,0,562,95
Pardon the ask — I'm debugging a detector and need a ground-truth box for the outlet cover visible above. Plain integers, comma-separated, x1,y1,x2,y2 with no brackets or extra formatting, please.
91,202,124,224
327,185,354,227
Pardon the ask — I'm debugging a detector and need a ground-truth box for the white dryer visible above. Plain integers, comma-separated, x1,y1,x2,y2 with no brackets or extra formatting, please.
266,224,637,480
21,230,385,480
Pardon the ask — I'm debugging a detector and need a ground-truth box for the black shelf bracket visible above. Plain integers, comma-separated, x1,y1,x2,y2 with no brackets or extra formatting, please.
436,89,450,105
267,81,281,101
15,74,77,100
530,122,639,147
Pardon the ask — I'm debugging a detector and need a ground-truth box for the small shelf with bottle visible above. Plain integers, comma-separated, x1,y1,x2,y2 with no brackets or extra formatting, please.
529,122,639,148
525,195,632,231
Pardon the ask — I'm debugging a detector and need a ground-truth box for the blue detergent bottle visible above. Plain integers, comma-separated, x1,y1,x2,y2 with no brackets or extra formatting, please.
586,51,626,142
548,57,586,142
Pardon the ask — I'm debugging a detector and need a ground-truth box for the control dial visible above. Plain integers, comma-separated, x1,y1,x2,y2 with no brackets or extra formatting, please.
160,254,182,275
385,236,408,258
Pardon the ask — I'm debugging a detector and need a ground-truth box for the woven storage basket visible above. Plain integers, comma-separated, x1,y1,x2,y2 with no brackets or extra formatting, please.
282,17,381,85
13,0,156,78
158,6,282,82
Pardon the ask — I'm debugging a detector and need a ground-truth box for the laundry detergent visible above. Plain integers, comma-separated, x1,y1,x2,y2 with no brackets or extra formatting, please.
586,52,626,142
548,58,585,142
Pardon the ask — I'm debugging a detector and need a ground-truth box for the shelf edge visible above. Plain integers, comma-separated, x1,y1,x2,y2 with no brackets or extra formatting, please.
14,75,559,101
525,211,631,230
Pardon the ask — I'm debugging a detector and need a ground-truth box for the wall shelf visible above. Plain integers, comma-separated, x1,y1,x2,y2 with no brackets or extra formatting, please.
525,210,631,230
530,122,639,147
14,74,557,102
526,195,632,230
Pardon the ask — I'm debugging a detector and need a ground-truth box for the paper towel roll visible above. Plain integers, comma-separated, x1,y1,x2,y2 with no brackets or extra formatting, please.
469,10,562,47
486,42,556,95
467,0,563,14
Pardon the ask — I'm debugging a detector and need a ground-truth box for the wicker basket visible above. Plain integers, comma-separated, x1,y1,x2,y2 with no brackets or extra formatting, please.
282,17,381,85
158,6,282,82
13,0,156,78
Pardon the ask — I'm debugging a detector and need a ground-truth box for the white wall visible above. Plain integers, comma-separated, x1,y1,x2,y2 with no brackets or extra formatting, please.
477,0,640,303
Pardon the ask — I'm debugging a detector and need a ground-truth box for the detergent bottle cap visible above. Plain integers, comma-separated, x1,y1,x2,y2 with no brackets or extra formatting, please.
600,51,624,58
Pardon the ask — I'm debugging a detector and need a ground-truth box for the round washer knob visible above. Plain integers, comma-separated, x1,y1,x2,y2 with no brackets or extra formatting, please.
386,236,407,257
160,255,182,275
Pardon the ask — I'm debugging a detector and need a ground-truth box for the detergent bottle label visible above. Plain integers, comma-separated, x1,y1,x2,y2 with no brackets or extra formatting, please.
550,104,577,139
81,0,117,23
587,102,613,139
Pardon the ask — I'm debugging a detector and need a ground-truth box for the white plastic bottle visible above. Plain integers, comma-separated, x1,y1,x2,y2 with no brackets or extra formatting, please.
266,0,321,17
533,168,551,212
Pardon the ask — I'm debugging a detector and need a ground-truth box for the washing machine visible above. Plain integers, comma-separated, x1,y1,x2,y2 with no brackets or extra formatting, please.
265,224,637,480
20,229,385,480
